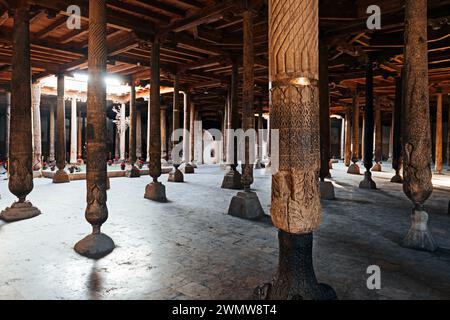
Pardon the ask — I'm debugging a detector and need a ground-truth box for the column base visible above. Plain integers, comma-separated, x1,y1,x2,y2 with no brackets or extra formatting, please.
126,165,141,178
221,169,244,190
320,181,335,200
144,181,167,203
106,177,111,190
228,190,264,220
390,174,403,183
168,167,184,182
254,231,337,300
181,163,195,174
402,209,437,252
74,232,115,259
254,160,265,169
190,162,198,168
328,160,333,170
0,200,41,222
359,171,377,189
53,169,70,183
347,163,360,175
371,162,382,172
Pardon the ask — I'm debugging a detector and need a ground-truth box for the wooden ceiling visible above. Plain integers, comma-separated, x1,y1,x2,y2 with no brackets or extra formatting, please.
1,0,450,115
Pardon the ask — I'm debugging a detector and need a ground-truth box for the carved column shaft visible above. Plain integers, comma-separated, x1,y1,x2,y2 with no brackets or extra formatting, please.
77,110,82,159
5,92,11,159
31,83,42,169
8,0,33,201
344,109,351,166
182,92,190,163
435,93,443,174
56,74,66,171
173,75,181,164
190,102,195,163
241,10,255,190
70,98,77,164
120,103,126,160
129,82,137,165
136,108,142,159
363,58,375,172
351,94,360,163
374,98,382,163
149,39,162,180
49,103,55,162
391,76,403,181
160,106,167,161
319,39,331,180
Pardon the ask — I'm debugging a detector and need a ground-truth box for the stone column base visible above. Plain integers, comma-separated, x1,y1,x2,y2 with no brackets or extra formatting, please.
371,162,382,171
144,181,167,202
228,190,264,220
126,165,141,178
320,181,335,200
254,159,265,169
53,169,70,183
347,163,360,175
221,169,244,190
402,209,437,252
168,167,184,182
0,200,41,222
74,232,115,259
181,163,195,174
359,171,377,189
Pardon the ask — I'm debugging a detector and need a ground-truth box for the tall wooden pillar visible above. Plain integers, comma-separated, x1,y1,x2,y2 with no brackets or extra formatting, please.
136,108,142,159
5,92,11,159
168,74,184,182
435,93,443,174
447,100,450,168
319,38,335,199
348,92,360,174
402,0,436,252
182,92,194,173
53,74,70,183
344,109,351,166
254,100,264,169
391,76,403,183
77,110,82,160
74,0,114,259
0,0,41,222
257,0,336,300
228,9,263,221
49,103,55,162
189,102,196,167
372,97,382,171
160,106,167,162
359,56,377,189
69,98,77,164
31,82,42,170
221,61,243,189
127,80,140,177
145,39,166,202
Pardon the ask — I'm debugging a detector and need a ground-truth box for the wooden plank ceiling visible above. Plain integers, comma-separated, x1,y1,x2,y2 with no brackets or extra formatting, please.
0,0,450,115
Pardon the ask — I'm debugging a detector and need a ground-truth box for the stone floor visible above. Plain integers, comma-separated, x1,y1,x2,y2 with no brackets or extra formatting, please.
0,162,449,300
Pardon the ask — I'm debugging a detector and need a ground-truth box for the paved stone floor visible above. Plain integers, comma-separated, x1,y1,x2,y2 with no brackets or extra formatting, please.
0,162,449,300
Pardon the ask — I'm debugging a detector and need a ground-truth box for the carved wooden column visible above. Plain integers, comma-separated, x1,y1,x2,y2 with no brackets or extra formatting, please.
344,109,351,166
146,99,151,162
182,91,194,173
119,102,126,161
5,92,11,160
69,98,77,164
189,101,196,167
77,110,82,160
31,82,42,170
228,9,263,221
340,117,345,159
0,0,41,222
348,93,360,174
435,93,443,174
359,56,377,189
53,74,70,183
391,76,403,183
402,0,436,252
222,62,243,189
254,100,264,169
319,38,335,199
160,105,167,163
145,39,167,202
48,102,55,163
256,0,336,300
74,0,114,259
126,80,140,177
136,107,142,159
447,101,450,168
168,74,184,182
372,97,382,171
